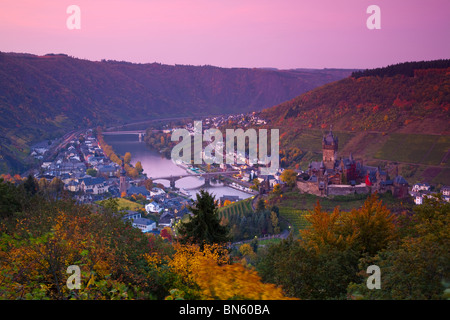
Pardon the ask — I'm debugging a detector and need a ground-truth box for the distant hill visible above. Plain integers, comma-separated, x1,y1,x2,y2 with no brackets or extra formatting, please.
0,52,354,173
260,60,450,186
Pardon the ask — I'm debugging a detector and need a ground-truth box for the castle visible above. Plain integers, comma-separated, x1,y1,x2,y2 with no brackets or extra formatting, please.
296,128,409,198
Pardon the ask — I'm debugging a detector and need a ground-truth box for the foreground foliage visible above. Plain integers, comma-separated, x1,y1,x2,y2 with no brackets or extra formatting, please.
257,193,449,299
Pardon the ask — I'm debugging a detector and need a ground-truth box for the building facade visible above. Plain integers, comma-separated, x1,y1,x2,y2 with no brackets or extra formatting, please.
297,128,409,198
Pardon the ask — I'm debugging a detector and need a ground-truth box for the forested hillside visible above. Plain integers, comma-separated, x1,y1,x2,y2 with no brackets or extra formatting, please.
0,52,353,173
260,61,450,185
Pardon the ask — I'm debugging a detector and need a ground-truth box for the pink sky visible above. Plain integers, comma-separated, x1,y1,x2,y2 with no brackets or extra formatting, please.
0,0,449,69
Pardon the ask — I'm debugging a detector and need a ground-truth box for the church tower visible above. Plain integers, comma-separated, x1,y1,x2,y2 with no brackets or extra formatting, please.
119,159,127,195
322,126,338,170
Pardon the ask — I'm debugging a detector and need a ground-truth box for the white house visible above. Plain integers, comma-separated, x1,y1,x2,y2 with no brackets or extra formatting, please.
132,218,156,233
149,187,166,197
145,201,163,213
414,194,423,205
441,186,450,196
412,183,431,192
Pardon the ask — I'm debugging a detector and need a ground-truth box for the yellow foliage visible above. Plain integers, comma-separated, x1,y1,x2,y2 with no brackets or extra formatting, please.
301,203,349,252
301,194,397,255
169,243,295,300
195,257,295,300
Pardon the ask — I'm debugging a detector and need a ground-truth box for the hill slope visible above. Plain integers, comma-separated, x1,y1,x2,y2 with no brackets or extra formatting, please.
260,60,450,185
0,52,353,173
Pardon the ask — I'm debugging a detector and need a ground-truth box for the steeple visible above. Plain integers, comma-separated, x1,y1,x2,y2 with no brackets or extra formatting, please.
322,125,338,170
119,158,127,195
120,159,126,176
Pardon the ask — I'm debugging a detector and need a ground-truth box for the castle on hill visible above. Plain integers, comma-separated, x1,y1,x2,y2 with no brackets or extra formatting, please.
296,127,409,198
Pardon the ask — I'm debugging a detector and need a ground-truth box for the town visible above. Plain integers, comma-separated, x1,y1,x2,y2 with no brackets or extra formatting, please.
4,113,448,239
17,114,283,238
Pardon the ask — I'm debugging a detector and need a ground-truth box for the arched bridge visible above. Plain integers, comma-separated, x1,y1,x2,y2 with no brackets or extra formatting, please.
102,130,146,141
151,171,240,189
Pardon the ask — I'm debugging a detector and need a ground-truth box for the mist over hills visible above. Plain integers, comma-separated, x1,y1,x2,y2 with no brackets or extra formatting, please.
0,51,354,173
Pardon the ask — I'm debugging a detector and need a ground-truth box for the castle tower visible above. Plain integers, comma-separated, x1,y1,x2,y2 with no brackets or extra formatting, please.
322,126,338,170
119,159,127,195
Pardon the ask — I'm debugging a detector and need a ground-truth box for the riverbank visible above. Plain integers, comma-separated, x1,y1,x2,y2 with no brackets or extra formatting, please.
103,133,255,201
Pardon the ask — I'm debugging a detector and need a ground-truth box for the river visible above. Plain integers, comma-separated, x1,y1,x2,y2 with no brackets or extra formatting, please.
103,133,253,201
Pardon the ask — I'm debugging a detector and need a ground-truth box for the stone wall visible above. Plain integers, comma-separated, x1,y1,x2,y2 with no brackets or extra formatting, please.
327,184,369,196
297,180,370,197
296,180,322,197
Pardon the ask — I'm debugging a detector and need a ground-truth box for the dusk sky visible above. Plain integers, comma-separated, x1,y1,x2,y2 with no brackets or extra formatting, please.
1,0,449,69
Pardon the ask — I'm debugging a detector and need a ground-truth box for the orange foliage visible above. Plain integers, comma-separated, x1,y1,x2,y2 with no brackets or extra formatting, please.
169,243,294,300
301,194,397,256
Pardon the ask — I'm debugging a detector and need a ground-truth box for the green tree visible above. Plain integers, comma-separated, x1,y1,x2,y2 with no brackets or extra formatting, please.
348,195,450,300
86,168,97,177
0,178,23,219
256,198,265,212
23,174,38,196
270,211,280,234
250,178,260,191
257,236,359,299
177,190,230,248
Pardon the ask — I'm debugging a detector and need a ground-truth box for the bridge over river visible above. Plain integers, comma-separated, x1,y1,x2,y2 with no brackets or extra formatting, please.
102,130,147,141
151,171,241,189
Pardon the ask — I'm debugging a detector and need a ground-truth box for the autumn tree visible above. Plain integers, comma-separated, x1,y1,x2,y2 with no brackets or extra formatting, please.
339,193,397,256
127,167,139,179
280,169,297,188
143,178,153,191
124,152,132,164
301,194,397,256
272,183,282,195
258,194,399,299
0,196,175,300
348,195,450,300
135,161,144,174
300,202,348,253
222,199,232,207
169,243,293,300
49,177,64,197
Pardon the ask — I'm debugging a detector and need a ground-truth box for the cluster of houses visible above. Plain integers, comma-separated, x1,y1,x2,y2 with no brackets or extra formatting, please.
31,129,197,235
33,130,125,203
113,187,193,234
26,123,448,238
197,113,267,130
410,183,450,205
142,190,193,231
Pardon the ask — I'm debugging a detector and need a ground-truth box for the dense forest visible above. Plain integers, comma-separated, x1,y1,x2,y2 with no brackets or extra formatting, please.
262,63,450,132
351,59,450,78
0,51,353,174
